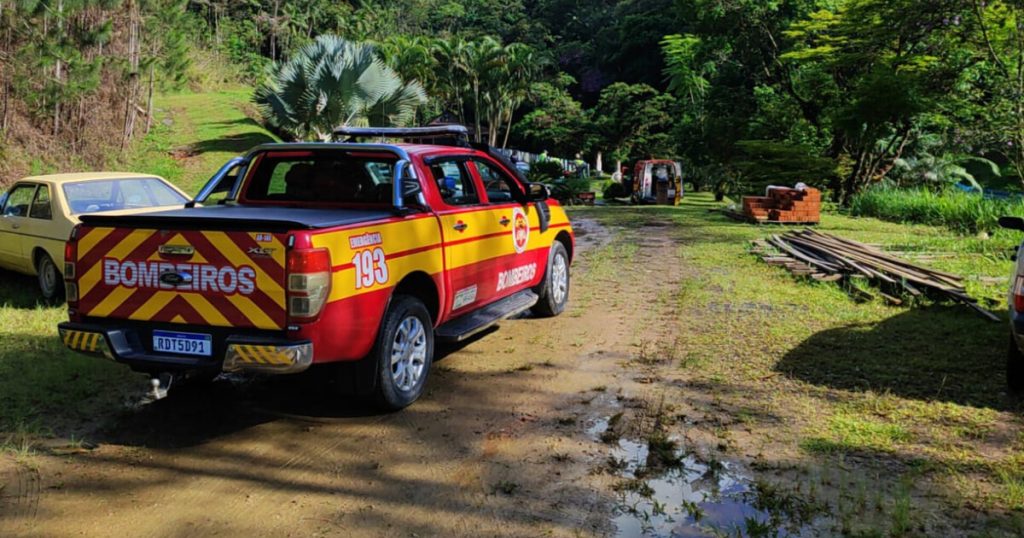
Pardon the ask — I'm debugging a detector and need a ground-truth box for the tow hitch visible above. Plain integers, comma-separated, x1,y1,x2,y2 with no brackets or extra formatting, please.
149,373,174,400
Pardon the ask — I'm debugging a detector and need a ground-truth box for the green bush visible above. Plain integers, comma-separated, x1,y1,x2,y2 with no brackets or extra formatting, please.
603,181,631,199
529,160,566,183
849,186,1024,234
544,177,592,204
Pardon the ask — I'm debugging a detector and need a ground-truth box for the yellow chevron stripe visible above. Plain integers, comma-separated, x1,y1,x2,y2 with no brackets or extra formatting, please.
171,314,185,323
126,291,176,322
203,231,284,295
145,233,209,264
244,346,264,365
77,227,113,261
69,331,82,349
226,294,277,330
89,286,138,318
88,333,99,352
78,230,157,299
182,294,230,327
253,346,276,365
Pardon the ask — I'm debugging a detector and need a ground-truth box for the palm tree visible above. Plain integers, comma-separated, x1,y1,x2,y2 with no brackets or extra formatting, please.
464,36,505,143
432,36,471,126
253,35,427,141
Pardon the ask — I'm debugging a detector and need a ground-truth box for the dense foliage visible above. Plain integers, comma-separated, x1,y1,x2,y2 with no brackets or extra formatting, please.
3,0,1024,205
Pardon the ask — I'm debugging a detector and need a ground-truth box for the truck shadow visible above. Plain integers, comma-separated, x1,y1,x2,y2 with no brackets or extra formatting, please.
775,306,1017,411
95,328,503,449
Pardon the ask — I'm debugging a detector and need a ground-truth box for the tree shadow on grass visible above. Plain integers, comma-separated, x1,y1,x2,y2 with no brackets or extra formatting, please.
188,131,277,157
775,306,1018,411
0,269,51,309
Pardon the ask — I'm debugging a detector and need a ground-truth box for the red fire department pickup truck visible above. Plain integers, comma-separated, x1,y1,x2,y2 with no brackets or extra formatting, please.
58,126,573,409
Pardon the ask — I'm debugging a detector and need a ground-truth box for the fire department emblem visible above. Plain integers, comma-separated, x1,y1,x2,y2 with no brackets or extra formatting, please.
512,207,529,254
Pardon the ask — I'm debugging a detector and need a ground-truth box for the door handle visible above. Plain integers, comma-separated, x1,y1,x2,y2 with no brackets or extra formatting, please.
499,216,510,227
453,222,468,232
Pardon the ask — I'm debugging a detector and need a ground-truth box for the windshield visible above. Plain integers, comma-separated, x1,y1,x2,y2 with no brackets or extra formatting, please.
63,178,187,215
242,150,398,205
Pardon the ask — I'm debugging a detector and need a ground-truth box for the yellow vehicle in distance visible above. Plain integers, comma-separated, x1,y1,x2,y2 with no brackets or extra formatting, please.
0,173,191,301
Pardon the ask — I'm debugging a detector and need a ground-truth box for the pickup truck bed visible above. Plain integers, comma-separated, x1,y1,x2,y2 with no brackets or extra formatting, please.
79,205,396,231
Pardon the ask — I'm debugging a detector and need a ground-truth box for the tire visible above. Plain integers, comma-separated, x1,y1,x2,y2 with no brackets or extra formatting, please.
36,253,63,303
368,295,434,411
1009,334,1024,394
532,241,570,318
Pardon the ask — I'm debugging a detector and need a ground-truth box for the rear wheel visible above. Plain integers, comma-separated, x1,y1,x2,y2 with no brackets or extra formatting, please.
532,242,569,318
369,295,434,411
1009,334,1024,393
36,253,63,302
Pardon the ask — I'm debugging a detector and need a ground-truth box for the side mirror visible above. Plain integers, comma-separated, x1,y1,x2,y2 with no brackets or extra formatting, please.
190,157,247,207
393,160,424,209
527,182,549,202
999,216,1024,231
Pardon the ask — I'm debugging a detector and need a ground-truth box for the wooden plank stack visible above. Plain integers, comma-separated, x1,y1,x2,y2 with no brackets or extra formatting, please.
750,229,999,321
742,187,821,224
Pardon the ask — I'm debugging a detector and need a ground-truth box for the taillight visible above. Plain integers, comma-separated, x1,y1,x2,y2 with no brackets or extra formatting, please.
287,248,331,322
65,225,79,306
1014,275,1024,313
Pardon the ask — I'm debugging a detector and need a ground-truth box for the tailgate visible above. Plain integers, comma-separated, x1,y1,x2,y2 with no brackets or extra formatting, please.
74,227,287,330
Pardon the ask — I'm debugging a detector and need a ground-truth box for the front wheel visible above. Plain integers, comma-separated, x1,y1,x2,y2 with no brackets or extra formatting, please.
1009,334,1024,393
532,242,570,317
36,253,63,303
369,295,434,411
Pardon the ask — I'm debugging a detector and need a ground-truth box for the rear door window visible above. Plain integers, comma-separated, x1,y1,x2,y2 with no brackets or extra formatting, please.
29,185,52,220
2,184,37,217
429,160,480,206
243,151,396,205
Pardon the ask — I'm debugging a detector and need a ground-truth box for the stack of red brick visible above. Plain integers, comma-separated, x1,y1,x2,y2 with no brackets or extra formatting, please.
741,187,821,223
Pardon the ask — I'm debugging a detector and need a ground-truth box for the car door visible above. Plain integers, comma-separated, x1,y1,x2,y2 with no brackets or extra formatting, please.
23,183,66,273
0,183,38,271
471,158,543,298
429,157,503,315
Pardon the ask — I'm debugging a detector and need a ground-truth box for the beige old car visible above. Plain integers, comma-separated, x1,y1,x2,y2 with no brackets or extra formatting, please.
0,173,190,301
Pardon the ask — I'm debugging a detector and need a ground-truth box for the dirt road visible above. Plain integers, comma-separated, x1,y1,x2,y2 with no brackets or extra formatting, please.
1,217,712,537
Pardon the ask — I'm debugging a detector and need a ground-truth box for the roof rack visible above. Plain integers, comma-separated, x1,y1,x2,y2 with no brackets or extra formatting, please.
332,125,470,147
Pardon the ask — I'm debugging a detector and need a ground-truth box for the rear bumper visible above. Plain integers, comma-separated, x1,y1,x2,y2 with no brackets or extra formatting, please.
57,322,313,375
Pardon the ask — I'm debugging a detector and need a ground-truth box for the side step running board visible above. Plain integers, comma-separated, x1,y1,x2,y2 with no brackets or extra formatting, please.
435,290,538,343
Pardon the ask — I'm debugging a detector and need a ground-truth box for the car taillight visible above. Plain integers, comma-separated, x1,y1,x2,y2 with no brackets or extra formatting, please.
1014,275,1024,313
287,248,331,322
65,226,79,306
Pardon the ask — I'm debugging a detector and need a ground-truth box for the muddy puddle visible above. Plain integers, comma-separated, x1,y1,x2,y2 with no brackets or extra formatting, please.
587,416,815,537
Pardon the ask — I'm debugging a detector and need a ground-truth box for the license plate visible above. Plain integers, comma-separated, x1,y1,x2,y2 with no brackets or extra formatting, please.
153,330,212,357
667,189,676,196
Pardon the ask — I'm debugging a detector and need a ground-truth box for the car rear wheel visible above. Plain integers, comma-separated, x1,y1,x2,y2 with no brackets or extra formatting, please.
370,295,434,411
36,253,63,302
1009,334,1024,393
532,241,569,318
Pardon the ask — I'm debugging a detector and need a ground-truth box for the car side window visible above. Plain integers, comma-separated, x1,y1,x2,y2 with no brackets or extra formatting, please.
2,184,37,218
29,185,52,220
473,159,520,204
430,160,480,206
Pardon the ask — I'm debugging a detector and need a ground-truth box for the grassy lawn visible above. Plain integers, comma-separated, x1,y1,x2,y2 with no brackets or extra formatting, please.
0,88,275,444
572,194,1024,529
118,87,277,195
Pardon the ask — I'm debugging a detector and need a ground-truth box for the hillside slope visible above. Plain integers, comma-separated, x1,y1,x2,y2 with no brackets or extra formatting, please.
120,88,278,194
